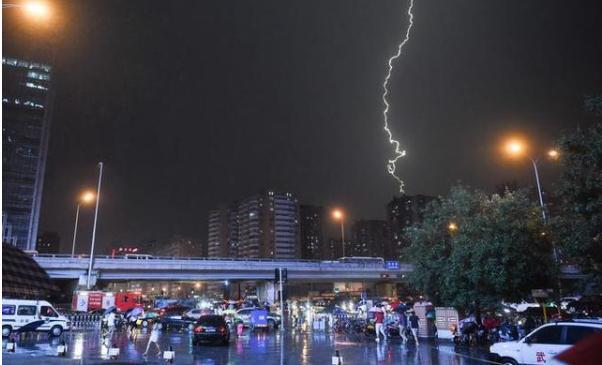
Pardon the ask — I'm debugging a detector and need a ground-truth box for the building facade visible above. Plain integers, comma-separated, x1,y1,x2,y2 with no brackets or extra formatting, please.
152,235,201,257
350,220,390,258
2,57,53,250
208,191,300,259
299,205,324,260
36,231,60,254
386,194,434,260
208,203,239,258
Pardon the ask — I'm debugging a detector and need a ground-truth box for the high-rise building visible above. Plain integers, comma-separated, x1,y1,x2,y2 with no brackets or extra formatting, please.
324,238,343,260
386,194,434,260
152,235,201,257
2,57,54,250
299,205,324,260
350,220,390,258
209,191,300,259
36,231,60,254
208,203,239,258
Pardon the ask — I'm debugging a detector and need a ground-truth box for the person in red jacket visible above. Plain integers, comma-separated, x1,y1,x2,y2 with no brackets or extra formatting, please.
374,304,387,342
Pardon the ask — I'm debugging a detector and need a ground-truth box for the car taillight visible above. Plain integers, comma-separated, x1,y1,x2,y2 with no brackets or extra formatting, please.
218,326,226,333
194,326,204,333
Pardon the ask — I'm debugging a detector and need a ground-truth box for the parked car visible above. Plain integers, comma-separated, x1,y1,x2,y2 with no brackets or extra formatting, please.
160,306,196,330
234,307,280,329
2,299,71,337
489,320,602,365
193,315,230,345
159,304,191,317
184,308,214,320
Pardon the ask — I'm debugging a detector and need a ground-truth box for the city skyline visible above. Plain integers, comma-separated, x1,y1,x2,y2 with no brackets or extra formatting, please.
2,0,600,251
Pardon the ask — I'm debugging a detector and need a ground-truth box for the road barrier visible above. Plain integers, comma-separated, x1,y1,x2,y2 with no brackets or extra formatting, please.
68,314,102,329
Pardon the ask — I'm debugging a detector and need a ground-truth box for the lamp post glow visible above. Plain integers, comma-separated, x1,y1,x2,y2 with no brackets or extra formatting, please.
2,2,51,20
501,137,561,270
71,191,96,257
448,222,458,232
332,209,346,257
502,138,548,222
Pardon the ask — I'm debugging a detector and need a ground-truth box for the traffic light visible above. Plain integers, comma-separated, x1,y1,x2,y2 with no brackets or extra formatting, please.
274,268,288,283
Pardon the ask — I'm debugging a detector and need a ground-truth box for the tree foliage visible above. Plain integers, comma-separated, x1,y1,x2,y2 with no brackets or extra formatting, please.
406,186,554,309
552,123,602,287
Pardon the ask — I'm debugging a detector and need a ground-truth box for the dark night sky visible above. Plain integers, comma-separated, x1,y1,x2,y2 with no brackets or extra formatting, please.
4,1,601,252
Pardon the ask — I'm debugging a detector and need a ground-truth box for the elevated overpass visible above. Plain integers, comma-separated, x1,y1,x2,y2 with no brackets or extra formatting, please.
33,254,414,282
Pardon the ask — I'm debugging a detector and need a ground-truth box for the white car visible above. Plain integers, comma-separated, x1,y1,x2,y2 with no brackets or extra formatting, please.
489,320,602,365
2,299,71,337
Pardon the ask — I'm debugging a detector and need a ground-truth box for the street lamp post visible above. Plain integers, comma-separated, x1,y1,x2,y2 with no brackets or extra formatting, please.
71,191,95,257
332,209,345,257
530,159,547,223
86,162,104,289
71,204,81,257
503,138,561,269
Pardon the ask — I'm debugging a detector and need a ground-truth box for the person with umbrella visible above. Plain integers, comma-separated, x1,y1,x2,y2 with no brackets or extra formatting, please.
106,308,117,337
395,304,408,343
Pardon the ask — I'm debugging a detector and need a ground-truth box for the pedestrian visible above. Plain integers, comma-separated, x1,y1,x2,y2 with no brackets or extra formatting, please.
398,309,408,343
106,311,116,337
409,311,420,345
143,323,162,357
374,304,387,342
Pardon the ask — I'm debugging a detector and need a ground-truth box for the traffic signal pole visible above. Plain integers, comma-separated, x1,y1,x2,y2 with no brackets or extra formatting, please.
279,267,284,331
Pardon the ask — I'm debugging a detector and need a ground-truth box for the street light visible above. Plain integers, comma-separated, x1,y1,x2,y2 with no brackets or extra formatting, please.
502,137,560,266
2,2,51,20
502,138,554,223
332,209,346,257
70,190,96,257
448,222,458,232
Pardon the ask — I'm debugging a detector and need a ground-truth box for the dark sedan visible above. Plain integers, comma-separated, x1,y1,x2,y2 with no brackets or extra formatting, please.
193,315,230,345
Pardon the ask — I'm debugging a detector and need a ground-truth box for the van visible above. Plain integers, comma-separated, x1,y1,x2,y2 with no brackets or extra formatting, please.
490,319,602,365
2,299,71,337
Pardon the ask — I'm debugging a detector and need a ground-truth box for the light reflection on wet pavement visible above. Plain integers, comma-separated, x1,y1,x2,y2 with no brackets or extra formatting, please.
2,327,496,364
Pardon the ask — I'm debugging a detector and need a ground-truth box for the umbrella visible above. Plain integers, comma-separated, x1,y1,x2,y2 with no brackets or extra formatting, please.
104,306,117,315
394,304,408,313
128,306,144,317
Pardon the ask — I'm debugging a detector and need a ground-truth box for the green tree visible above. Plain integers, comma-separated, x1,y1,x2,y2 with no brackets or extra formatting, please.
552,123,602,288
406,186,554,309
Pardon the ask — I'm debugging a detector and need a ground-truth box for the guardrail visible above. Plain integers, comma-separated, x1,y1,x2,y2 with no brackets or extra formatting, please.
32,254,404,270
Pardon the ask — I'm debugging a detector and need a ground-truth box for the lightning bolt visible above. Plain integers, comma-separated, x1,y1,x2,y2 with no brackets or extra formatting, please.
382,0,415,193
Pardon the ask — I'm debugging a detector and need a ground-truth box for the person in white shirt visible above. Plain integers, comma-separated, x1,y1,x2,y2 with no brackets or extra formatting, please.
106,311,116,336
143,323,162,356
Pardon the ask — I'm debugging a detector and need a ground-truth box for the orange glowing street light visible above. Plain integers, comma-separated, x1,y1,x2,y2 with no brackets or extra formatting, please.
503,138,527,158
23,2,50,19
331,208,346,257
70,190,96,257
3,2,52,21
500,136,561,224
547,149,560,159
448,222,458,232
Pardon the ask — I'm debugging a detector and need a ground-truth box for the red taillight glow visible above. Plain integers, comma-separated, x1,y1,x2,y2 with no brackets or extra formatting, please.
194,326,204,333
218,326,225,333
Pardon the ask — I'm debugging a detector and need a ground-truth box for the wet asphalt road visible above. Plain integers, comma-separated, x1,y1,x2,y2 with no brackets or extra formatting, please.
3,326,497,364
